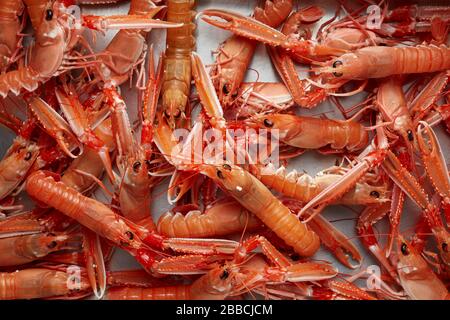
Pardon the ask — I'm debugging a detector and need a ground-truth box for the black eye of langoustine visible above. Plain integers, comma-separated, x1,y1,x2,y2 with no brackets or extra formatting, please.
263,119,273,127
45,9,53,21
47,241,58,249
216,170,224,179
125,231,134,241
407,130,414,142
220,269,229,280
442,242,448,253
164,109,170,119
222,85,230,95
332,60,343,77
133,161,141,173
401,243,409,256
173,109,182,119
370,191,380,198
24,152,32,161
223,164,231,171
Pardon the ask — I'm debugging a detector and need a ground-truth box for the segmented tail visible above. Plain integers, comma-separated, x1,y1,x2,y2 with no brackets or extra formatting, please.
0,65,42,98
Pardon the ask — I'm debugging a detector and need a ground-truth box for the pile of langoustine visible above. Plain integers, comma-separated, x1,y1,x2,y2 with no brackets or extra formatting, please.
0,0,449,300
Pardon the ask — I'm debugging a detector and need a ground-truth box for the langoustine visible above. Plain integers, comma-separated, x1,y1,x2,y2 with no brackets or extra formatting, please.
161,0,196,127
210,0,293,107
0,0,24,73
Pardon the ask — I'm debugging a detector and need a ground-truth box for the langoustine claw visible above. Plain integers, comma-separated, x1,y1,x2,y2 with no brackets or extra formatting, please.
201,9,345,60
